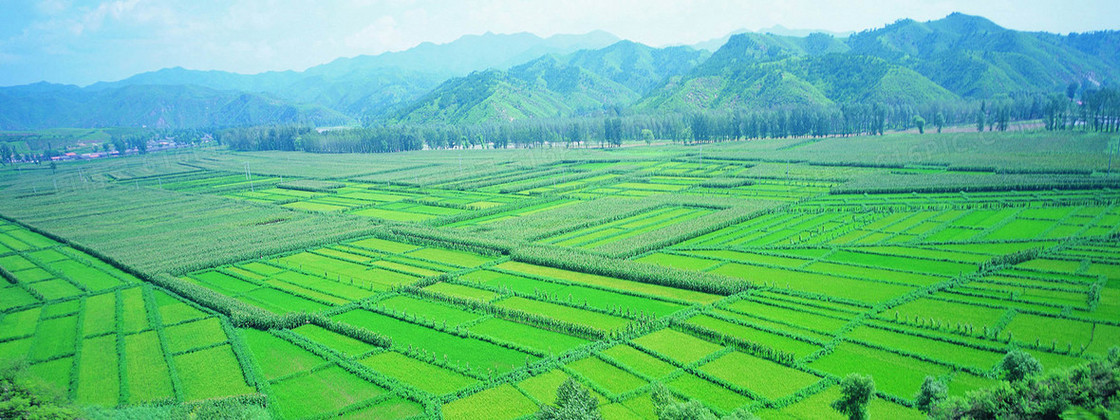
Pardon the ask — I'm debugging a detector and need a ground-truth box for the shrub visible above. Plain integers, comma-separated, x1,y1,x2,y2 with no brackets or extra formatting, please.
831,373,874,420
1000,349,1042,382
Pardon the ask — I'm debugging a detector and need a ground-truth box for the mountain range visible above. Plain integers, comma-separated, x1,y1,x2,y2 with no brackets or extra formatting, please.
1,13,1117,130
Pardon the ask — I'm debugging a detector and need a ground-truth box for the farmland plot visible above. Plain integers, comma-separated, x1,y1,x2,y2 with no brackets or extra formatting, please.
2,132,1118,419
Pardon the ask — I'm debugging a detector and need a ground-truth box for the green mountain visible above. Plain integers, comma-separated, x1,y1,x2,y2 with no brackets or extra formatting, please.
85,31,621,120
564,41,710,94
848,13,1120,97
3,15,1119,129
637,33,955,112
394,41,711,124
0,83,350,130
691,26,855,52
393,55,639,124
638,13,1120,114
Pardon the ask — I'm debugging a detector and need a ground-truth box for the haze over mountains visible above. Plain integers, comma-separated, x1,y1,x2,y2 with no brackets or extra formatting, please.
1,13,1117,130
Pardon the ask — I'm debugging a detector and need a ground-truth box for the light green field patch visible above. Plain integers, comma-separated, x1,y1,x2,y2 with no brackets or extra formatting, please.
810,343,950,399
601,345,677,380
282,201,349,212
124,330,174,404
0,255,36,271
271,365,386,419
803,261,944,286
494,296,631,332
496,261,720,304
152,290,206,326
469,318,588,355
518,369,600,405
51,260,122,291
632,329,723,365
1003,313,1095,350
28,357,72,394
422,281,499,302
120,287,150,333
887,298,1006,336
688,249,808,268
668,373,752,414
241,328,325,380
292,324,375,357
764,386,925,419
567,356,646,395
29,279,83,301
407,247,495,267
240,261,286,276
348,237,422,254
30,315,77,361
461,269,565,295
333,309,535,375
633,253,721,271
712,263,913,304
350,207,436,222
685,314,820,359
0,285,38,311
359,351,476,395
441,383,537,420
700,351,819,400
164,317,227,354
378,295,482,326
241,287,329,313
372,259,443,277
174,345,254,401
0,307,41,341
948,372,1001,398
339,397,424,420
847,325,1005,370
75,335,118,406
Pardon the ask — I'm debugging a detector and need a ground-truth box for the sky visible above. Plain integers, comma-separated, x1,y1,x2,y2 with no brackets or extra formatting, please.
1,0,1118,87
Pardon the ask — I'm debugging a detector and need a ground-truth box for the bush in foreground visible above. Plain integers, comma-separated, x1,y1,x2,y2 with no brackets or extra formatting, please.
537,378,601,420
0,362,79,420
832,373,875,420
931,348,1120,419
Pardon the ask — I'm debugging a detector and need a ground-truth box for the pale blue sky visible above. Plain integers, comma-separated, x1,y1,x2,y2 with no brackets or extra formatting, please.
1,0,1118,87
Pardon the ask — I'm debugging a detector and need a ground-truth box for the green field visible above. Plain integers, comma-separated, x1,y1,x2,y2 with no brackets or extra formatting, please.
0,130,1118,418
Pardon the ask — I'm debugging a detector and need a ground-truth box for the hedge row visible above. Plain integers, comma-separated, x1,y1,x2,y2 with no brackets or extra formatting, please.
600,204,778,259
512,245,750,296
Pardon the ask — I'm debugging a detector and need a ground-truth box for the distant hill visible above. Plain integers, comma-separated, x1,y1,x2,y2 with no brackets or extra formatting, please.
846,13,1120,98
690,26,854,52
637,33,956,112
3,15,1120,128
393,55,640,124
637,14,1119,114
0,83,350,130
564,41,711,94
84,31,621,120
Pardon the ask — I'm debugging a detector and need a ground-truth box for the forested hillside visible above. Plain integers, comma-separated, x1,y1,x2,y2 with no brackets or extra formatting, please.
0,13,1117,129
387,13,1120,124
0,83,351,129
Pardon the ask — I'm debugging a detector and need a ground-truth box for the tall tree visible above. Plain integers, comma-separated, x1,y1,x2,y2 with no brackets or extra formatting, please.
832,374,875,420
912,115,926,134
914,376,948,412
537,378,601,420
650,383,757,420
0,143,11,165
1000,350,1042,382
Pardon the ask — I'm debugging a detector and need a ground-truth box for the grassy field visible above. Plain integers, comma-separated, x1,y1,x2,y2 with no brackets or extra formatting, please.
0,130,1117,418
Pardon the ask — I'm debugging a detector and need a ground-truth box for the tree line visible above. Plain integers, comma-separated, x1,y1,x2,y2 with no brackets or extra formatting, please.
220,98,1055,154
1043,86,1120,132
